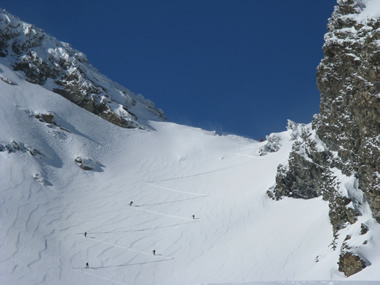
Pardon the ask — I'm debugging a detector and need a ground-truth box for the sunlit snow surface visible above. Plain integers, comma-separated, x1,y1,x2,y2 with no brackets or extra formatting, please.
1,63,379,285
359,0,380,21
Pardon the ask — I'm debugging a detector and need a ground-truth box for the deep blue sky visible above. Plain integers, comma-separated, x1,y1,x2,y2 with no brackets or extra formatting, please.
3,0,336,139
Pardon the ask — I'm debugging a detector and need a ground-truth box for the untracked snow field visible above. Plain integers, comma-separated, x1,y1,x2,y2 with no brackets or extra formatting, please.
1,63,379,284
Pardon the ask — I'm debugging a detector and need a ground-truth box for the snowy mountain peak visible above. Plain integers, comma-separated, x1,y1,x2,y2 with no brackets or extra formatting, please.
0,9,166,129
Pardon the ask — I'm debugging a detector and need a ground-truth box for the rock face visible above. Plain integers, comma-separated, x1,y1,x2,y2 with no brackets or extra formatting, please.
338,251,367,277
268,0,380,277
0,10,166,129
267,121,360,238
316,0,380,223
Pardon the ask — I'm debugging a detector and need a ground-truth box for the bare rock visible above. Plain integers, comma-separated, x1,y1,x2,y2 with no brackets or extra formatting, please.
338,251,367,277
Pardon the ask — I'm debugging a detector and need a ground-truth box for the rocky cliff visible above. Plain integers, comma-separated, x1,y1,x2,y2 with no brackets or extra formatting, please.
0,10,166,129
268,0,380,277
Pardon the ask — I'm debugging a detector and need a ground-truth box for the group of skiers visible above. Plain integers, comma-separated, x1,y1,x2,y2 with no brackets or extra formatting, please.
83,201,198,269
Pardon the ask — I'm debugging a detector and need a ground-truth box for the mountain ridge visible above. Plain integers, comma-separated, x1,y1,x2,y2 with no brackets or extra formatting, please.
0,9,166,130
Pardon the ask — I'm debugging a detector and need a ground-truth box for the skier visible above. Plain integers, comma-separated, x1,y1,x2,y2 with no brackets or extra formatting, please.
86,262,89,269
129,201,133,206
84,232,87,238
192,215,195,220
152,250,156,256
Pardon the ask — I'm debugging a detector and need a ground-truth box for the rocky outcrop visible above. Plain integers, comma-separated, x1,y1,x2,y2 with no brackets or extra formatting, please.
33,173,51,186
74,156,104,172
268,0,380,276
0,10,166,129
259,133,282,156
268,123,325,200
0,74,16,85
338,251,367,277
270,0,380,229
316,0,380,222
33,112,71,133
267,122,359,236
0,140,42,157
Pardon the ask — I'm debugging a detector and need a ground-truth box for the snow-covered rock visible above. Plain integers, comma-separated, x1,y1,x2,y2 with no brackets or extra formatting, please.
0,9,166,130
270,0,380,277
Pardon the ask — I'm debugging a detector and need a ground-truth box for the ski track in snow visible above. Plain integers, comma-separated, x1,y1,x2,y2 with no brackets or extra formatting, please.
145,158,257,183
81,270,128,285
133,205,200,221
69,156,257,284
83,236,173,260
57,171,213,283
1,67,379,284
144,182,207,197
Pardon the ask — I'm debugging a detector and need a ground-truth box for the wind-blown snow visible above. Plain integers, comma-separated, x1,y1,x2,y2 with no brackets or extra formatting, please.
0,62,379,285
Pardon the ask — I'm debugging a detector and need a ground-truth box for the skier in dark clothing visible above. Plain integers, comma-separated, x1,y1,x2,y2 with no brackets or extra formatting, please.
192,215,195,220
152,250,156,256
84,232,87,237
129,201,133,206
86,262,89,269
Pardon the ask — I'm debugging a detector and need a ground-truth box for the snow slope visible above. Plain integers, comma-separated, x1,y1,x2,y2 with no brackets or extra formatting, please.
0,63,379,285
